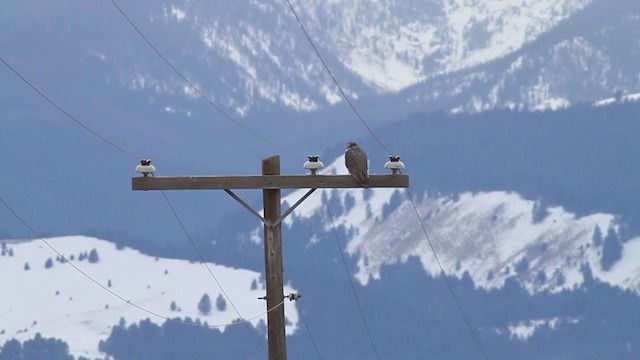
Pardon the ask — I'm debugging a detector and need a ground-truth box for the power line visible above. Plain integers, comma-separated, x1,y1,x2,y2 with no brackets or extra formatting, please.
108,0,297,156
321,190,381,360
0,56,141,160
405,188,491,360
282,2,491,356
0,55,268,352
284,0,393,156
0,194,284,330
160,190,268,353
3,12,305,356
296,302,322,359
5,7,478,358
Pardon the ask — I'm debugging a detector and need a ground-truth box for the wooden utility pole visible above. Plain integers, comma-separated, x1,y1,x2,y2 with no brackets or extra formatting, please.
262,156,287,359
132,155,408,360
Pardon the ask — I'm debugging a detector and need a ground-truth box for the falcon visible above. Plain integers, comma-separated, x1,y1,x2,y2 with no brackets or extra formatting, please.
345,141,369,187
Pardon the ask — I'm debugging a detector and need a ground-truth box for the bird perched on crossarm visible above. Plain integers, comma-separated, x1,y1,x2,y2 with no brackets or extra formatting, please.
345,141,369,187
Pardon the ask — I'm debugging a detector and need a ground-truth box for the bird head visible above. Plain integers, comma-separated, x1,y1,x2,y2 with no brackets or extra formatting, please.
347,141,358,149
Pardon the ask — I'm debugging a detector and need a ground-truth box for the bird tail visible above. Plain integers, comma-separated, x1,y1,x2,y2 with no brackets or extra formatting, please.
353,173,369,188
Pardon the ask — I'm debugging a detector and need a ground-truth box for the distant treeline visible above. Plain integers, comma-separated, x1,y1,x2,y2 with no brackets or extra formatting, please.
363,102,640,238
71,259,640,359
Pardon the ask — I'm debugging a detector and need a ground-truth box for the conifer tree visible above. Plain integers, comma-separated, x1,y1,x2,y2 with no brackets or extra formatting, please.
198,293,212,315
88,248,100,263
592,225,603,247
216,294,227,311
601,228,622,271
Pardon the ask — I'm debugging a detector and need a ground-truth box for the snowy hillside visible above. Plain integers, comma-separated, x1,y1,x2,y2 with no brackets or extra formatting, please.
351,191,640,292
294,0,592,91
132,0,596,111
385,1,640,115
124,0,640,114
594,92,640,107
2,0,606,117
0,236,299,359
278,157,640,294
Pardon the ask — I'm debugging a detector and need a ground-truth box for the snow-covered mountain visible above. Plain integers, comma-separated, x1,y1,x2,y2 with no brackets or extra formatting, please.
3,1,640,357
386,0,640,114
0,236,299,359
291,0,592,91
278,157,640,294
115,0,638,114
2,0,639,242
5,0,634,118
95,0,640,113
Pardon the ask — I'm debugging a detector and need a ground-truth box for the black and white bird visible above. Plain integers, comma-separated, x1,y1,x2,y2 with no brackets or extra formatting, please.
345,141,369,187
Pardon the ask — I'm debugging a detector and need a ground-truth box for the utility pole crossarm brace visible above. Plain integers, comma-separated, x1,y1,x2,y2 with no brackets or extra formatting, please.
223,188,317,228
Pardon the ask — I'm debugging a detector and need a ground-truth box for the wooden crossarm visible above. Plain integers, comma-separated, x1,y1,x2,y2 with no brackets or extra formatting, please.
132,174,409,190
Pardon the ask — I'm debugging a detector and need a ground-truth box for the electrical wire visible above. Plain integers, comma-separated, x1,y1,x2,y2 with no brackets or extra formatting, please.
283,3,492,357
0,55,268,352
284,0,393,156
296,302,322,359
103,2,327,347
405,188,491,360
0,56,141,161
321,190,381,360
160,191,267,352
0,194,284,330
6,6,488,358
108,0,297,156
